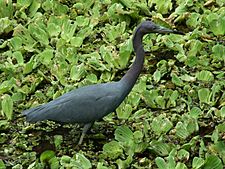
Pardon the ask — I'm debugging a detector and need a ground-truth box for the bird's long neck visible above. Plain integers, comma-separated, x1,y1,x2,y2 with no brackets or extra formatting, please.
120,27,145,95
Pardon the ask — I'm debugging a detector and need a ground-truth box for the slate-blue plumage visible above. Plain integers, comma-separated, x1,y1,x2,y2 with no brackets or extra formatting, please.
22,21,184,144
23,82,124,123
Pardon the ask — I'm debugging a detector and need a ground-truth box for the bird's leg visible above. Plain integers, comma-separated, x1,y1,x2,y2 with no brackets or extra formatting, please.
78,122,94,145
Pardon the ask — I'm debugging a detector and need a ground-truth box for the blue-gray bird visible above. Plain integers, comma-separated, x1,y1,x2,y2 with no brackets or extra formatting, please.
22,21,184,144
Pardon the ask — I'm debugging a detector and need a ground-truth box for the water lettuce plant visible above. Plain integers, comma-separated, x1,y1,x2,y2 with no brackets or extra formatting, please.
0,0,225,168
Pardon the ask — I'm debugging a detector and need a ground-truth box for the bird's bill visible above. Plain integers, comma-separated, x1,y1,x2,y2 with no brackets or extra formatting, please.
157,26,184,35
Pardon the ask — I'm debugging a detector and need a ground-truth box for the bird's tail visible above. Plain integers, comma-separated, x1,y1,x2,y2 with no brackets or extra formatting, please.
22,105,48,122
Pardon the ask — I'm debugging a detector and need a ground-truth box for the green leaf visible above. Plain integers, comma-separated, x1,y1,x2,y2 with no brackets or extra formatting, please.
10,37,23,50
0,78,16,95
211,129,219,143
70,64,86,81
127,92,140,107
76,16,89,27
42,0,55,12
23,58,34,74
176,53,187,62
196,70,214,81
192,157,205,169
85,74,98,83
28,0,41,17
149,0,172,14
60,155,71,166
116,103,133,120
14,25,36,51
107,3,126,21
115,126,133,143
150,140,172,156
0,0,13,18
70,37,83,47
142,90,158,108
87,56,107,71
209,17,225,36
175,162,187,169
119,0,136,8
130,108,148,120
47,23,61,37
54,135,63,149
153,70,161,82
198,88,211,104
186,55,198,67
189,107,202,119
155,157,167,169
168,90,179,107
177,149,189,161
38,48,54,65
28,23,49,45
209,141,225,163
212,44,225,61
186,12,201,28
12,51,24,65
118,39,133,69
61,19,77,41
74,153,92,169
175,122,189,139
0,17,15,34
49,157,59,169
216,0,225,6
0,120,9,131
219,107,225,118
100,45,115,69
0,159,6,169
77,26,93,40
168,151,176,168
2,94,13,120
217,124,225,133
53,2,69,15
104,22,126,42
151,115,173,135
187,118,198,134
136,3,151,16
97,162,108,169
155,96,166,109
203,155,223,169
171,73,184,86
73,3,84,10
40,150,55,164
116,155,133,169
12,92,24,102
133,130,144,141
17,0,32,8
188,40,203,57
103,141,123,159
75,0,94,10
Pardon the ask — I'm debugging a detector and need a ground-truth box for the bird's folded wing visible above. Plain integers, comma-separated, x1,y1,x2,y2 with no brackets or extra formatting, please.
22,82,123,123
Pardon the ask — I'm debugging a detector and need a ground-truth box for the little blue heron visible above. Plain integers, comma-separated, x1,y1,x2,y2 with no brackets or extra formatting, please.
22,21,184,144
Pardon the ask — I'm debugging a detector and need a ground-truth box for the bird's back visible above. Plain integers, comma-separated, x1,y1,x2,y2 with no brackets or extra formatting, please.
22,82,125,123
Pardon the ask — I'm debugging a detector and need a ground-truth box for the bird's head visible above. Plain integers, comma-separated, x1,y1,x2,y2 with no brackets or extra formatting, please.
138,20,184,35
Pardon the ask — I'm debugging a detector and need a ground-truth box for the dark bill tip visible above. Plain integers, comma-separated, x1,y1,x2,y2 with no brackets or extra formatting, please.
157,26,185,35
172,30,185,35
